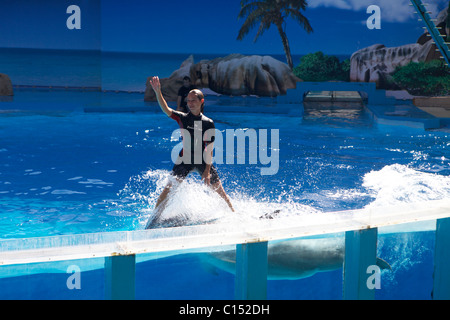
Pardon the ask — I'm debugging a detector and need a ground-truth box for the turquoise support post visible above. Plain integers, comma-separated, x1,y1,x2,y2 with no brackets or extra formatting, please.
235,242,268,300
433,218,450,300
104,255,136,300
343,228,378,300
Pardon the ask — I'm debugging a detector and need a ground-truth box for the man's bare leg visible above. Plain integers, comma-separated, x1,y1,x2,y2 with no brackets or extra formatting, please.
211,181,235,212
154,176,184,211
154,182,172,211
147,181,176,229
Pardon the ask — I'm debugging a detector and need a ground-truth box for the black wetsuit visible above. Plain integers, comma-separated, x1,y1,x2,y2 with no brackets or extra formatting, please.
170,110,219,184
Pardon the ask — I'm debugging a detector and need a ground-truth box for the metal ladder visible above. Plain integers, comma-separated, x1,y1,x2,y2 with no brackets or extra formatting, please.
410,0,450,66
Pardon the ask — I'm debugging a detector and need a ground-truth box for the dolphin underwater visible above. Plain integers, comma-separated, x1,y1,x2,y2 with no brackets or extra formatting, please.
202,237,390,280
145,199,390,280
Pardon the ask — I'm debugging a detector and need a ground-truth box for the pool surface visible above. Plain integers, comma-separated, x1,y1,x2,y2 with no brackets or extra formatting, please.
1,91,449,238
1,89,449,299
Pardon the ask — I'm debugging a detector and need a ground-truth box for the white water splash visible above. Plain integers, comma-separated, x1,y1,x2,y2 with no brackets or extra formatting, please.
363,164,450,208
116,164,450,230
117,169,320,229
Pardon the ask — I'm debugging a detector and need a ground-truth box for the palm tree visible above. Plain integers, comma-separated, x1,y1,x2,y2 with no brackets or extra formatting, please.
237,0,313,69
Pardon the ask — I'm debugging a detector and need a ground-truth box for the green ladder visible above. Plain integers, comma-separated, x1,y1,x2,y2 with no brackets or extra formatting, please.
410,0,450,66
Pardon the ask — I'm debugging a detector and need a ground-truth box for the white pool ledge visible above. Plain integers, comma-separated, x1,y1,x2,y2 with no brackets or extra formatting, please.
1,199,449,267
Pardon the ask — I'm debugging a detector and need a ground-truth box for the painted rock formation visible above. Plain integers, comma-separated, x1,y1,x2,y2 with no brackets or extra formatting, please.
145,54,300,101
350,7,448,88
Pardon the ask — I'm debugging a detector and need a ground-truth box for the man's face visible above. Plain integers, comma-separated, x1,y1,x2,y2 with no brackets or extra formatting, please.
186,92,203,115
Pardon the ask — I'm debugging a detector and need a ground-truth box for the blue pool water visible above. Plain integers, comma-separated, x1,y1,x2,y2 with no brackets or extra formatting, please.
1,90,449,299
1,91,449,239
0,49,449,299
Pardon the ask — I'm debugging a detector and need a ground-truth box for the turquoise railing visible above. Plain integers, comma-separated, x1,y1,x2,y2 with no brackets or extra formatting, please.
410,0,450,66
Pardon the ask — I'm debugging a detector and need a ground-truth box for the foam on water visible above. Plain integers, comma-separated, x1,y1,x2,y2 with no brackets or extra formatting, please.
115,168,321,229
363,164,450,208
115,163,450,231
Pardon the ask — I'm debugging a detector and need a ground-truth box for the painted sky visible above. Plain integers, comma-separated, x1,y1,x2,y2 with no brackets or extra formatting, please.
0,0,448,55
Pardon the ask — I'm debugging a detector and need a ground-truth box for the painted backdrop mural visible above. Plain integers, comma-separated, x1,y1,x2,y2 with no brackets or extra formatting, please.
0,1,448,100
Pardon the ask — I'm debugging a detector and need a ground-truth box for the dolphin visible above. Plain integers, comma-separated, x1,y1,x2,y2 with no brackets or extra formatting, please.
202,237,390,280
145,206,221,229
146,204,390,280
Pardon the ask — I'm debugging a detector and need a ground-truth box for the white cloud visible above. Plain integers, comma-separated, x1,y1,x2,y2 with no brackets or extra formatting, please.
308,0,447,23
308,0,353,10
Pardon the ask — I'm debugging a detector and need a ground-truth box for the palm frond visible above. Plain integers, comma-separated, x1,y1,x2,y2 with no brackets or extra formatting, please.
285,0,308,11
253,17,273,42
236,0,313,69
237,10,265,40
285,8,313,33
238,1,267,19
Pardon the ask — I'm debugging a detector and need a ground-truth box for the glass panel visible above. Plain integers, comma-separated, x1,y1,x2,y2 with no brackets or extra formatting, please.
136,247,236,299
0,258,104,299
376,223,435,300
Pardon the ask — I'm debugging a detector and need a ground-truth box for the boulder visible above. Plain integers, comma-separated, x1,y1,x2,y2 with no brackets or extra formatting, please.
193,54,299,96
0,73,13,96
350,41,435,87
145,54,300,101
350,7,448,88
